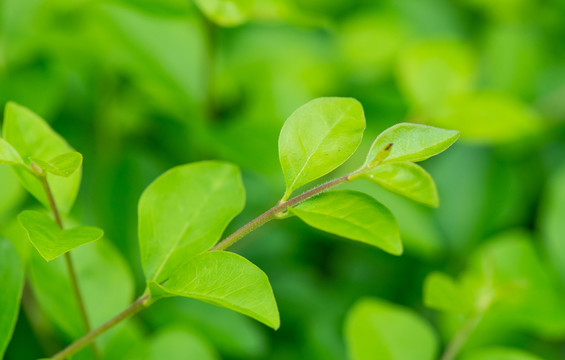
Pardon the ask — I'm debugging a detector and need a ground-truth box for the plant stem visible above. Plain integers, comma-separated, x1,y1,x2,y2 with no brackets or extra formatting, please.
212,171,355,251
51,169,359,358
51,294,150,360
440,313,483,360
36,170,98,357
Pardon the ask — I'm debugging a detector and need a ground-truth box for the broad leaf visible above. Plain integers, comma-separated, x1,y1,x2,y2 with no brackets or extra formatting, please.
279,98,365,199
0,138,23,165
365,123,459,165
289,190,402,255
461,347,543,360
344,298,438,360
424,272,472,314
3,102,82,214
18,210,104,261
138,161,245,283
0,238,25,358
194,0,253,27
30,152,83,177
355,162,439,207
149,251,280,329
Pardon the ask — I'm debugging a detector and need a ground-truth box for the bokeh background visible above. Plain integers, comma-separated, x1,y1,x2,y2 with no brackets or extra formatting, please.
1,0,565,359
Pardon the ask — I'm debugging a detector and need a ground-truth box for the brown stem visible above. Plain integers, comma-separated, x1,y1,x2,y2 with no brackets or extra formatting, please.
51,295,150,360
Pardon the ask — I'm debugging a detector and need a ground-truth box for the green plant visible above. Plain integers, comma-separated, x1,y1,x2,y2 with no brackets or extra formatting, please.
0,97,458,359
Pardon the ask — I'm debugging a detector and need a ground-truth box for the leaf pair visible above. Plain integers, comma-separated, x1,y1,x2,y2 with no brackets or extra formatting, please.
0,102,83,214
138,161,279,329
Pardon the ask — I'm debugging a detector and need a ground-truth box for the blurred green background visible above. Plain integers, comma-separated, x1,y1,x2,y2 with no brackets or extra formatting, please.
1,0,565,359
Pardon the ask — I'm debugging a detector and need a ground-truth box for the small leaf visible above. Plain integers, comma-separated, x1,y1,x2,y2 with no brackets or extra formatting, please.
289,190,402,255
424,272,472,314
18,210,104,261
461,347,543,360
30,152,83,177
365,123,459,165
344,298,438,360
138,161,245,283
149,251,280,330
356,162,439,207
0,238,25,358
3,102,82,214
279,97,365,198
0,138,24,165
194,0,253,27
147,328,219,360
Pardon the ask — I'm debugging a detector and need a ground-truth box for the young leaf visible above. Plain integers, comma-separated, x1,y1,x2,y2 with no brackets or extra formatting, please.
3,102,82,214
18,210,104,261
355,162,439,207
149,251,280,330
0,138,24,165
424,272,472,314
30,152,83,177
138,161,245,283
289,190,402,255
345,298,438,360
461,347,543,360
194,0,253,27
279,98,365,199
0,238,25,358
365,123,459,165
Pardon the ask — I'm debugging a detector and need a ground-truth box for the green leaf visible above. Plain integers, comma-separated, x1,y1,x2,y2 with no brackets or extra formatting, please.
3,102,82,214
289,190,402,255
424,272,472,314
138,161,245,283
18,210,104,261
30,152,83,177
194,0,253,27
355,162,439,207
147,328,219,360
461,347,543,360
149,251,280,330
28,238,135,339
396,40,476,115
279,97,365,199
0,238,25,358
365,123,459,165
0,138,23,165
344,298,438,360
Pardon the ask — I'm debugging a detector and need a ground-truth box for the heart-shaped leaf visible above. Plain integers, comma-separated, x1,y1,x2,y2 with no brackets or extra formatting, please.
149,251,279,330
18,210,104,261
138,161,245,283
194,0,253,27
289,190,402,255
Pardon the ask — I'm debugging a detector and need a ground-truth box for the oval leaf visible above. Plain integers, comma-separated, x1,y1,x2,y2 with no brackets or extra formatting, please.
279,97,365,199
0,238,25,358
194,0,253,27
138,161,245,283
3,102,82,214
18,210,104,261
355,162,439,207
289,190,402,255
345,298,438,360
366,123,459,164
149,251,280,330
30,152,83,177
0,138,23,165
